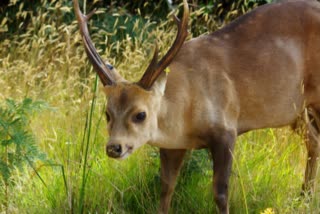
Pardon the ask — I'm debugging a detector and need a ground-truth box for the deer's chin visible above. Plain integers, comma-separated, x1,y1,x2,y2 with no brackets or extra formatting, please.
117,151,131,160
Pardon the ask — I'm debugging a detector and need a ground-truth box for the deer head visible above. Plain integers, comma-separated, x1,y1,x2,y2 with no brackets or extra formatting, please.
73,0,189,159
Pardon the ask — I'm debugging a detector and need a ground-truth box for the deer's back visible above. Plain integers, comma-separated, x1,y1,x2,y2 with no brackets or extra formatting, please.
165,0,320,133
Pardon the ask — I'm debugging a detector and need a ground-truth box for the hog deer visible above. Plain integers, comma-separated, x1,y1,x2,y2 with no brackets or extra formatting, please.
73,0,320,213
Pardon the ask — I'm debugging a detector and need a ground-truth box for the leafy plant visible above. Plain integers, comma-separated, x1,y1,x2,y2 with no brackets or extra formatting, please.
0,98,50,212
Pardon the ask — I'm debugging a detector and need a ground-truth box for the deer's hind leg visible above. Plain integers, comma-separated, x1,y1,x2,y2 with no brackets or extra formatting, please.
303,107,320,193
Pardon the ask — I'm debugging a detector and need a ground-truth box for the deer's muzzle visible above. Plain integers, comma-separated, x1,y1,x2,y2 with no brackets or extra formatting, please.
106,141,134,159
106,144,122,158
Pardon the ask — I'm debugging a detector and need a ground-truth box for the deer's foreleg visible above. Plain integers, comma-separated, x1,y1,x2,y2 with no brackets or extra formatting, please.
159,148,186,214
208,129,236,214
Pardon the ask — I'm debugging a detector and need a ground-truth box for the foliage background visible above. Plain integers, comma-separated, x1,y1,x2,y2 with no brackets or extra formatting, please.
0,0,319,213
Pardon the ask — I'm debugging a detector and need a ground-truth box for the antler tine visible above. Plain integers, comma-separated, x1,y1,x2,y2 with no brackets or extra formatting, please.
73,0,117,86
143,43,159,79
138,0,189,89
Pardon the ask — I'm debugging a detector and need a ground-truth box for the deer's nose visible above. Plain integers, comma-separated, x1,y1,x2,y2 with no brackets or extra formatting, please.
106,143,122,158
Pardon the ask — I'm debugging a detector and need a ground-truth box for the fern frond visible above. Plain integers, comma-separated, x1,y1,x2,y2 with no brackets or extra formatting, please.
0,98,50,186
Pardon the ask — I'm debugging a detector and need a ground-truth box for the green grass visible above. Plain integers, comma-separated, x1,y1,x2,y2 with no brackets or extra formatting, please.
0,0,319,213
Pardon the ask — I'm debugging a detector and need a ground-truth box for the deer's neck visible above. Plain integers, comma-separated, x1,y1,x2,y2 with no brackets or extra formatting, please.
148,86,199,149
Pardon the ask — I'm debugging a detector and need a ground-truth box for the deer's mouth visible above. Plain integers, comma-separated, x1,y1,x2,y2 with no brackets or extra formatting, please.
117,145,134,160
106,143,134,159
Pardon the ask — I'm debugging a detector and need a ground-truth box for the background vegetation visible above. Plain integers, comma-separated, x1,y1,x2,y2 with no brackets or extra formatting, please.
0,0,319,213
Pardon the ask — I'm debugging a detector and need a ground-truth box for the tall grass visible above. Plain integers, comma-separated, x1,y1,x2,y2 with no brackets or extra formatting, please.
0,0,319,213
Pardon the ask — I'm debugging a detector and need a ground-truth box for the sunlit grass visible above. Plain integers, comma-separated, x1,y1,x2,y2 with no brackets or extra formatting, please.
0,0,319,213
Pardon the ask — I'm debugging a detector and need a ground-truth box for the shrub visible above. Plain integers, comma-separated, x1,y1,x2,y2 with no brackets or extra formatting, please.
0,98,50,211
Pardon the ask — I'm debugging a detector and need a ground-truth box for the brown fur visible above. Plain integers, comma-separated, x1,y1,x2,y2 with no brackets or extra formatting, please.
76,0,320,213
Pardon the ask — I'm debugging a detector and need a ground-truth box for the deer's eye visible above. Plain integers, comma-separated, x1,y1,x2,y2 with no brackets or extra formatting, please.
106,112,111,122
133,112,146,123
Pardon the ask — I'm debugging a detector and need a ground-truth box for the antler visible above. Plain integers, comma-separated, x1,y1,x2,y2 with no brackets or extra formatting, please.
73,0,121,86
138,0,189,89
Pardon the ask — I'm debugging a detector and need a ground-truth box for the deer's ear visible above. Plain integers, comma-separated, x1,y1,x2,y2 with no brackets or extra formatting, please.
150,72,167,96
